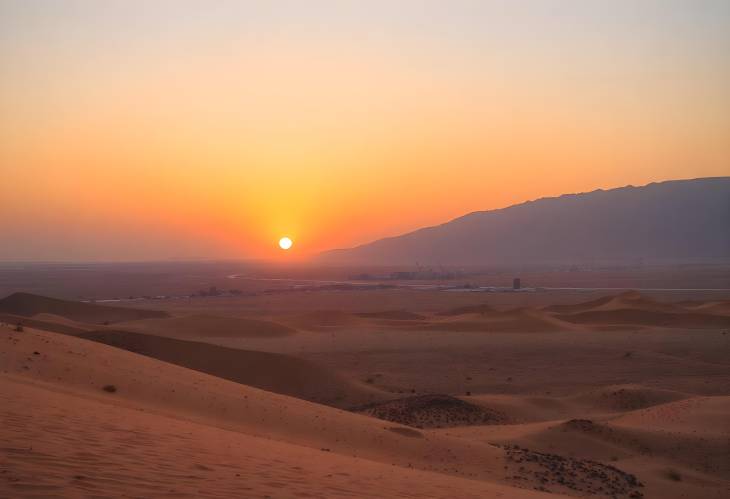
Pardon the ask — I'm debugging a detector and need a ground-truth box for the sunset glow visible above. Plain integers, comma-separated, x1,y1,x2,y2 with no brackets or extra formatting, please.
1,1,728,261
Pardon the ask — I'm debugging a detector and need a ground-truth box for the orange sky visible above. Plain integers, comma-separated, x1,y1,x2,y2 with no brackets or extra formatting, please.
1,1,729,261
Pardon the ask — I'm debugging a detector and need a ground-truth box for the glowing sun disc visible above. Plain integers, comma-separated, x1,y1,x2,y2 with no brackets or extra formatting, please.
279,237,293,250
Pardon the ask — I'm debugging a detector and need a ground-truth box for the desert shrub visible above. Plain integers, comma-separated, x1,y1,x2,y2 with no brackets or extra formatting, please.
664,469,682,481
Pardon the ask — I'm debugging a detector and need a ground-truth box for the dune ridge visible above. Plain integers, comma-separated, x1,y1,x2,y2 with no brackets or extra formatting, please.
1,374,550,499
0,326,548,492
0,292,169,323
77,329,383,408
119,313,297,339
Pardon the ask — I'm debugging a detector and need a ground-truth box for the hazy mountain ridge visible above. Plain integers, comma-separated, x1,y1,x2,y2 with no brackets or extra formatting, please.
321,177,730,265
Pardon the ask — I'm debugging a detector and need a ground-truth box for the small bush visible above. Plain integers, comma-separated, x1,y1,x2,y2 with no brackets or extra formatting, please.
664,469,682,482
102,385,117,393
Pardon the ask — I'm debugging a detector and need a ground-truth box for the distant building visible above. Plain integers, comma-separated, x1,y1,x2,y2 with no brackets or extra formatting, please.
513,278,521,290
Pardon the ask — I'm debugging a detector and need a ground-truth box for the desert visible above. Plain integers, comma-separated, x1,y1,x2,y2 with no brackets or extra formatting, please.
2,266,729,498
3,2,730,497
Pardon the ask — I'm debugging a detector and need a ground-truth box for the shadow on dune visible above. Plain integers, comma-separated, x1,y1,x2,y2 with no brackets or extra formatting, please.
78,329,385,408
0,292,168,324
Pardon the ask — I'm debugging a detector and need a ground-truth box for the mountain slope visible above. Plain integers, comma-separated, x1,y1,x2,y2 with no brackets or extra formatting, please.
321,177,730,265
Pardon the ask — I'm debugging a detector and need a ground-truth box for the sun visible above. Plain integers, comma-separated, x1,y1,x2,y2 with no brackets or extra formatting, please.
278,237,293,250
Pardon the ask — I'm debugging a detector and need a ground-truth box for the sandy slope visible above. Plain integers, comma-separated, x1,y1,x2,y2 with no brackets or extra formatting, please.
119,314,297,339
285,310,368,331
2,289,729,498
0,327,528,487
462,386,691,425
0,292,168,323
435,395,730,498
77,328,384,408
0,312,92,336
1,377,554,499
681,301,730,316
280,292,730,336
418,308,577,333
545,292,730,329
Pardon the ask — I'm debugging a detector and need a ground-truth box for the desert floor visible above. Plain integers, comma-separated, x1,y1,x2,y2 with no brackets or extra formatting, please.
1,274,729,498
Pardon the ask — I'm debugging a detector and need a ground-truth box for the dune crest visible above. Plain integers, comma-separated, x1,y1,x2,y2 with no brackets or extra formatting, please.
77,329,383,408
119,313,297,339
0,292,168,323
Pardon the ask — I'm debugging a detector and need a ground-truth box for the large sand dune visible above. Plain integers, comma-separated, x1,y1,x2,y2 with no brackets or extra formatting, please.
119,313,297,339
0,292,169,323
0,374,550,498
77,329,383,408
421,308,576,333
0,312,92,336
1,326,563,498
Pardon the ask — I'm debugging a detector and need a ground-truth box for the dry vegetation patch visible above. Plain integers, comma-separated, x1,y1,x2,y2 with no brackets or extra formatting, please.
353,394,506,428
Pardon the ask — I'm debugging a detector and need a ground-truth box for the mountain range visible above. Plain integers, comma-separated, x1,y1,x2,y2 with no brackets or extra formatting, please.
320,177,730,266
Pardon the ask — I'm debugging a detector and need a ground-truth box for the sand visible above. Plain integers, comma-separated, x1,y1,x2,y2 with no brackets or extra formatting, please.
0,292,169,323
119,313,297,339
1,377,552,499
1,288,729,498
77,328,385,408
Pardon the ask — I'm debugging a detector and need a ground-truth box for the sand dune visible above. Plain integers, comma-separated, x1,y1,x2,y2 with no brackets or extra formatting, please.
418,308,574,333
1,326,559,496
77,329,383,408
611,396,730,437
119,313,297,339
409,292,730,333
466,386,690,425
285,310,367,330
259,306,570,334
0,376,551,499
437,302,495,316
0,292,168,323
679,300,730,316
555,308,730,328
424,292,728,333
0,312,91,336
545,291,679,315
541,291,730,329
4,287,729,498
356,310,427,321
437,393,730,498
264,291,730,336
530,401,729,479
466,395,583,424
569,385,690,413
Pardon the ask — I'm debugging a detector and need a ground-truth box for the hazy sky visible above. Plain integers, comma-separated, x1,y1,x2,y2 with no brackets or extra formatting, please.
2,1,729,260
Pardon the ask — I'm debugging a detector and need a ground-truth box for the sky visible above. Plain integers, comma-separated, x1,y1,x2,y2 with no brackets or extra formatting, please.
1,0,729,261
